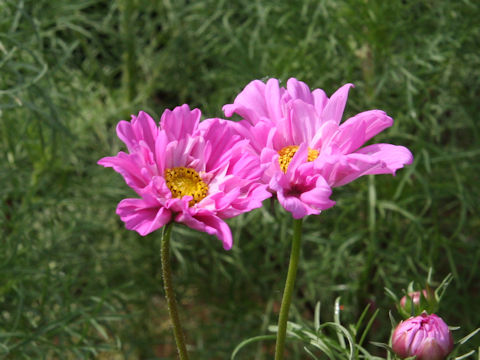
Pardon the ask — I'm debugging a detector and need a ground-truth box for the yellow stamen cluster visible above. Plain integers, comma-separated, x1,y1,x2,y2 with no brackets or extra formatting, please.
164,167,208,206
278,145,319,173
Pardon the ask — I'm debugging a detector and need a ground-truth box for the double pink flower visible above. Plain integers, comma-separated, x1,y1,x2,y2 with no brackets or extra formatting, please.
98,105,271,250
223,78,413,218
99,78,413,247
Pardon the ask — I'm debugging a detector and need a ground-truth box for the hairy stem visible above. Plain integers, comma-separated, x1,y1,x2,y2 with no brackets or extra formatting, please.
274,218,303,360
161,223,189,360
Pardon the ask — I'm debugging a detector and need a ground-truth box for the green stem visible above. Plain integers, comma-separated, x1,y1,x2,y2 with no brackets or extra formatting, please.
274,218,303,360
161,223,189,360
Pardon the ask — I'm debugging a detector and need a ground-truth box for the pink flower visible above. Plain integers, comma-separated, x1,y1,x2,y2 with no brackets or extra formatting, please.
223,78,413,218
98,105,271,250
392,313,454,360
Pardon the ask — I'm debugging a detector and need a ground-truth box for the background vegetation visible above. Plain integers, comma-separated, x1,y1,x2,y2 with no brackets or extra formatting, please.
1,0,479,358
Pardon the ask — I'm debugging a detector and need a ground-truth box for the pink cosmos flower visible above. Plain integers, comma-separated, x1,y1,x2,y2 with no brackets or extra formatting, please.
98,105,271,250
223,78,413,218
392,313,454,360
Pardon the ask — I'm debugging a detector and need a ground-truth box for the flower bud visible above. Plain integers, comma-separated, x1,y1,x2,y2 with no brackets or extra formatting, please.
392,313,453,360
399,289,437,318
400,290,428,308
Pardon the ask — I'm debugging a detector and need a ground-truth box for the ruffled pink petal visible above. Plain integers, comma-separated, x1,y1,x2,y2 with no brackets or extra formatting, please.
314,153,381,187
202,179,268,219
327,114,368,154
227,152,264,180
116,197,171,236
316,145,412,187
299,176,336,210
154,130,169,174
198,118,246,173
223,183,271,218
160,104,201,141
325,110,395,155
309,120,339,151
272,172,334,219
342,110,394,142
196,214,233,250
116,120,136,151
312,88,328,115
286,78,314,105
324,110,394,155
321,83,354,124
205,186,241,213
98,152,149,192
229,119,273,154
175,210,233,250
163,135,204,170
264,78,284,122
164,197,190,213
288,99,322,144
355,143,414,175
273,115,294,149
116,111,158,153
223,78,285,126
276,191,311,219
222,80,269,125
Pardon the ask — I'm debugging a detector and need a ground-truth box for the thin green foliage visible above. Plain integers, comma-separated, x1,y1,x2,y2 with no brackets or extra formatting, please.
1,0,479,358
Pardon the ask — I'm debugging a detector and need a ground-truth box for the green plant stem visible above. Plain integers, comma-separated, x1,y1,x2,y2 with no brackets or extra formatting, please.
161,223,189,360
274,218,303,360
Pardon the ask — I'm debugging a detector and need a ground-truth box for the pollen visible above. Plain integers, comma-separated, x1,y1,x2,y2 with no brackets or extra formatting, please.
164,167,208,206
278,145,319,173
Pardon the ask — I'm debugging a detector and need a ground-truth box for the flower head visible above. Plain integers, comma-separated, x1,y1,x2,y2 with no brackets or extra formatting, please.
223,78,413,218
98,105,271,249
392,313,454,360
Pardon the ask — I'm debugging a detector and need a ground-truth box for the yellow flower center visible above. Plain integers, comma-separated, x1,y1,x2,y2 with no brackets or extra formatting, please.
278,145,319,173
164,167,208,206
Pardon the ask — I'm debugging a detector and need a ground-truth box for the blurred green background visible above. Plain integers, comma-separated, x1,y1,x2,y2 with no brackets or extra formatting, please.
1,0,479,358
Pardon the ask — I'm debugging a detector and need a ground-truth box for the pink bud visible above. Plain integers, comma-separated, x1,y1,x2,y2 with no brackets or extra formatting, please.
392,313,454,360
400,290,429,308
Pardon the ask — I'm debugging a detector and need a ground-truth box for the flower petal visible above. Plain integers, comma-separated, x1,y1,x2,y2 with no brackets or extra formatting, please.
274,173,334,219
314,153,380,187
117,111,158,153
355,143,414,175
98,152,149,192
176,210,233,250
299,176,336,210
343,110,394,141
288,99,322,144
321,83,354,124
328,114,368,154
160,104,201,141
223,80,269,125
277,191,310,219
116,197,171,236
312,88,328,115
286,78,314,105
